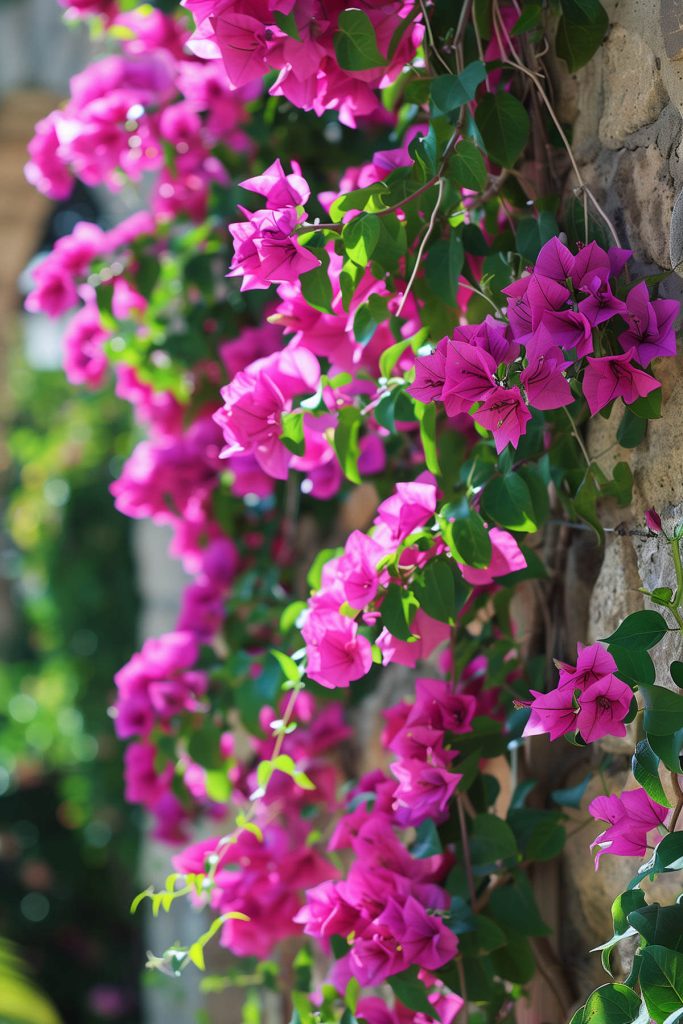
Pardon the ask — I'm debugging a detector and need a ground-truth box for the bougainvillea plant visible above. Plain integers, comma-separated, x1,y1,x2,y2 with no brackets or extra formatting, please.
24,0,683,1021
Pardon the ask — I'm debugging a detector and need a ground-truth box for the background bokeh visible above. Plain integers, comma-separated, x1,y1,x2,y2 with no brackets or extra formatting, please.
0,4,144,1020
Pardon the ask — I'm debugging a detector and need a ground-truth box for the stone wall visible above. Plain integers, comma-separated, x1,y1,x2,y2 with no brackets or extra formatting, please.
550,1,683,1002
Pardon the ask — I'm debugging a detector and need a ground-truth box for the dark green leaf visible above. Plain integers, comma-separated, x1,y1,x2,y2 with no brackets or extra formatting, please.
555,0,608,73
447,139,488,191
481,473,537,532
602,611,669,651
640,946,683,1024
609,644,656,687
671,662,683,688
300,259,334,314
633,740,671,807
617,408,648,448
446,512,492,568
413,556,466,623
425,234,464,306
643,686,683,736
488,872,550,936
388,967,436,1018
411,818,443,858
381,583,417,641
469,814,518,875
629,905,683,952
342,214,381,266
430,61,487,113
334,9,386,70
507,808,566,861
572,983,643,1024
475,92,530,168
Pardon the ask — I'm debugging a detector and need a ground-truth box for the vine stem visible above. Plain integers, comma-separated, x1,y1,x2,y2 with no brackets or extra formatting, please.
457,795,478,910
396,177,445,315
456,957,470,1024
561,405,592,467
302,123,463,233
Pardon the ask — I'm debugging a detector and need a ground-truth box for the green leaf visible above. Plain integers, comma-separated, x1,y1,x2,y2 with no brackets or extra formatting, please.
388,967,436,1018
475,92,530,168
415,401,441,475
602,610,669,650
629,904,683,952
381,583,417,640
632,740,671,807
430,61,487,113
280,411,305,455
573,984,644,1024
425,234,464,306
411,818,443,858
300,259,334,314
342,214,381,266
488,872,550,936
469,814,518,875
507,808,566,862
640,946,683,1024
447,139,488,191
609,644,656,687
489,929,535,984
617,407,648,449
413,556,466,623
556,0,609,73
334,9,386,70
551,773,592,809
511,4,542,34
446,511,492,568
481,473,537,532
273,10,300,39
643,686,683,736
671,661,683,688
379,337,415,379
333,405,362,484
648,728,683,772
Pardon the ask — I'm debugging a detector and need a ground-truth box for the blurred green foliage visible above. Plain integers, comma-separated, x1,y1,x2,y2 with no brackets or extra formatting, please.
0,354,143,1023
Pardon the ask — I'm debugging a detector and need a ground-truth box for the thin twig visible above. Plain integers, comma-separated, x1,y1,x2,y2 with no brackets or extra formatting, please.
397,178,445,315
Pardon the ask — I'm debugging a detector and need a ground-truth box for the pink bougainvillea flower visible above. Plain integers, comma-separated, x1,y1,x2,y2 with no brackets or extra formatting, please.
373,482,437,546
575,673,633,743
520,342,573,410
458,527,527,586
471,386,532,453
377,609,449,668
523,685,577,741
407,339,448,403
556,642,617,691
582,348,660,415
302,610,372,688
240,157,310,208
539,308,593,358
214,346,320,479
337,530,385,610
618,280,679,365
589,788,668,867
408,677,477,734
228,206,320,290
441,340,497,417
391,758,461,826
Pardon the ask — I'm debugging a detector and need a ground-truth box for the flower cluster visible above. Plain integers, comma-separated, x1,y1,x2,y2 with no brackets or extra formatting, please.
409,237,672,452
228,159,321,289
522,642,634,744
182,0,423,127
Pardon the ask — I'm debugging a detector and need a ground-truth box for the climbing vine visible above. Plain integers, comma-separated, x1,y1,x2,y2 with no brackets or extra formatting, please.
24,0,683,1021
